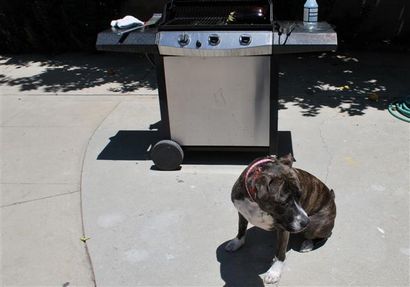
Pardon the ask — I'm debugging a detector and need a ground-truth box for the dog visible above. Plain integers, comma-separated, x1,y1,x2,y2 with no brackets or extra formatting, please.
225,154,336,284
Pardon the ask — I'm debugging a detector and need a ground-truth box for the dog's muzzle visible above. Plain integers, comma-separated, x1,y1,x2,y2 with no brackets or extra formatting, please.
290,214,310,233
285,202,310,233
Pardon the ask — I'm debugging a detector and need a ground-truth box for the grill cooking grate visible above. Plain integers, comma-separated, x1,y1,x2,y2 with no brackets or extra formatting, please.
166,17,227,26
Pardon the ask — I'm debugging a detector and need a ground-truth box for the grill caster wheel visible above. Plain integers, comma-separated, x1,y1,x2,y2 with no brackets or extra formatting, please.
151,140,184,171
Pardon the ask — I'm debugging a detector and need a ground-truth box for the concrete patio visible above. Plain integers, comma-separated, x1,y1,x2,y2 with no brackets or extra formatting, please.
1,51,409,286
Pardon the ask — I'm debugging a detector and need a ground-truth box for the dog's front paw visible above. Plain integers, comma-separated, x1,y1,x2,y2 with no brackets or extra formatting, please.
225,237,245,252
263,259,284,285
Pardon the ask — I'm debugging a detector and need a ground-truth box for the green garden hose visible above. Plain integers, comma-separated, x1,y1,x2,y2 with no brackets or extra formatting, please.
388,97,410,123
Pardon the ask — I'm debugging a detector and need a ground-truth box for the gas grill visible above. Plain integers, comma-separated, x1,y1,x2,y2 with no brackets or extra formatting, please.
96,0,337,170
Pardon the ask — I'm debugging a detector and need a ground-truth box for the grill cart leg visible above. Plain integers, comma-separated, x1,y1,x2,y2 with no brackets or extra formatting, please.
151,140,184,170
269,57,279,155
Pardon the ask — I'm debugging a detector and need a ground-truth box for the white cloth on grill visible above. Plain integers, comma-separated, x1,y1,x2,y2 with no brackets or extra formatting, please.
110,15,144,29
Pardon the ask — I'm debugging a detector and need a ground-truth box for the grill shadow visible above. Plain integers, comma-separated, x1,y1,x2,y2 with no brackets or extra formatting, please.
97,129,293,165
183,131,293,165
97,130,160,161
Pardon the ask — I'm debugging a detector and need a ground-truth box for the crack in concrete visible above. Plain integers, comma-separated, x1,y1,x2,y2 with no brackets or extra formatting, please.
318,118,332,183
1,190,79,208
1,182,78,185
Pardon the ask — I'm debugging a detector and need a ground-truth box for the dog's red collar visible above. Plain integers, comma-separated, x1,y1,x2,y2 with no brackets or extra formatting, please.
245,158,275,201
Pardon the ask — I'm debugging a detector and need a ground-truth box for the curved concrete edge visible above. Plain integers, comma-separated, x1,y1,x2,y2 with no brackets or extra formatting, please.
78,101,124,287
80,97,168,285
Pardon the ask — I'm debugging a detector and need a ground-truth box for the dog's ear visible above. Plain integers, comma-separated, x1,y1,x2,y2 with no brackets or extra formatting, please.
279,153,295,167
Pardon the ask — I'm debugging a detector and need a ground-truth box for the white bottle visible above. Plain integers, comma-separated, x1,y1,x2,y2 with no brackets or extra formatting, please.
304,0,319,23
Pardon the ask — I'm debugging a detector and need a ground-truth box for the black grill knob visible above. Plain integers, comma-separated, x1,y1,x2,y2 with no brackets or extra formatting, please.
208,34,220,46
240,34,252,46
196,40,202,48
178,34,190,46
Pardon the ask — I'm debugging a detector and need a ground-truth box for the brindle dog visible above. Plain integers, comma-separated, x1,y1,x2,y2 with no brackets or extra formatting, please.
225,154,336,284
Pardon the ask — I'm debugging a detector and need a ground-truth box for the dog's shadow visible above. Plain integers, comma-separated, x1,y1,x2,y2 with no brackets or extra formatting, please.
216,227,327,287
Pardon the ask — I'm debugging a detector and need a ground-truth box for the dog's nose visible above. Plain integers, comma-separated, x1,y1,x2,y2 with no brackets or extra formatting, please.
300,216,310,229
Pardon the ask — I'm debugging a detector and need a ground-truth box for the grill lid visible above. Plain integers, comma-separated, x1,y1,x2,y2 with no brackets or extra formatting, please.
159,0,273,31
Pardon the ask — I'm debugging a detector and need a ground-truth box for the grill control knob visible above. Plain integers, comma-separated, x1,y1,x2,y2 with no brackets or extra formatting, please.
196,40,202,48
208,34,220,46
178,34,190,46
239,34,252,46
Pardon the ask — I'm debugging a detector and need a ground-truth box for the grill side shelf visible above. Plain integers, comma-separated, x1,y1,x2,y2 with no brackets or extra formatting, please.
96,29,159,54
272,21,337,54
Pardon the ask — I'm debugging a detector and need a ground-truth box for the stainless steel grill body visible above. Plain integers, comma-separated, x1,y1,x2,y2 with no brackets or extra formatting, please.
164,55,270,146
158,30,273,147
